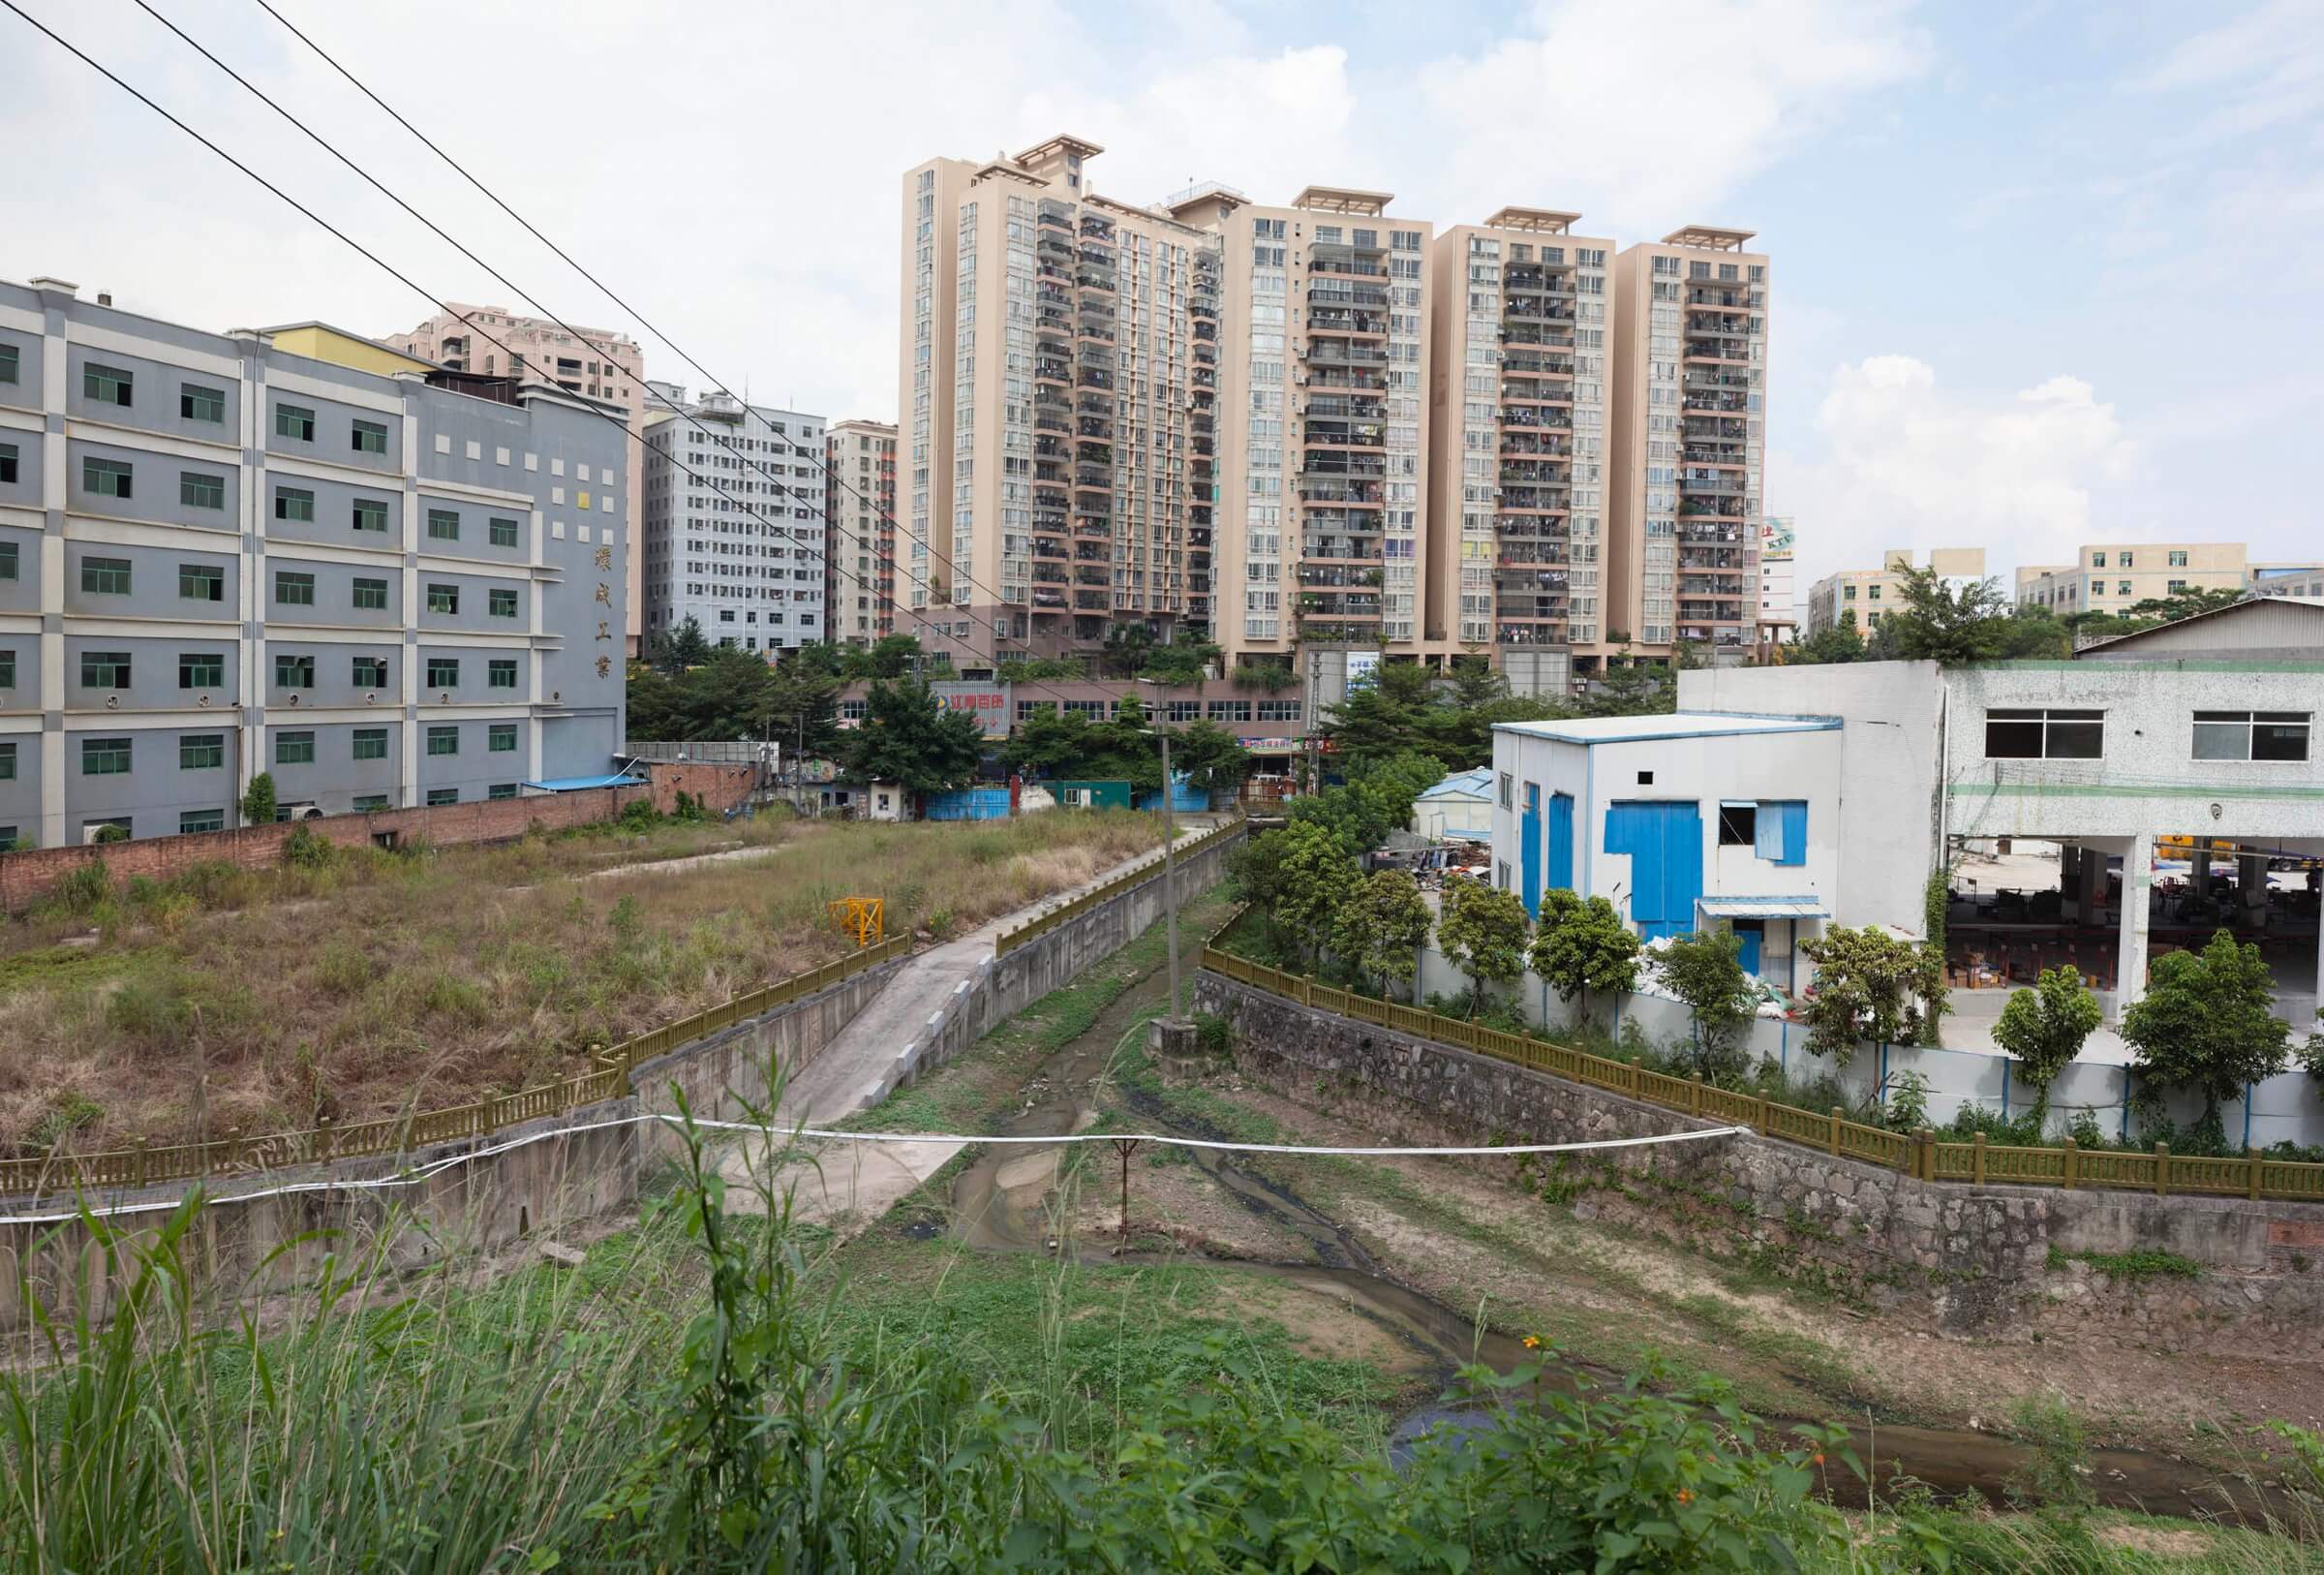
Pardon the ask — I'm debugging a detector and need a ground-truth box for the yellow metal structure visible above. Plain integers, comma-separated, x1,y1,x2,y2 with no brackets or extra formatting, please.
828,896,885,947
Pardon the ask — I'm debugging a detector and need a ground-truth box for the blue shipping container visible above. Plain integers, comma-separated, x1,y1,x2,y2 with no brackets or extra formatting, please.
921,787,1013,821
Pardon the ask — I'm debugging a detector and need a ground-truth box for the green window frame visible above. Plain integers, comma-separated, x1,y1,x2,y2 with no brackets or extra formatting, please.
352,577,388,611
179,562,223,602
180,734,224,770
0,649,14,688
81,737,132,776
426,726,459,757
353,793,390,812
488,723,517,752
352,657,389,689
83,457,133,499
273,653,314,689
84,364,133,406
80,556,131,595
488,516,521,548
274,487,315,522
488,660,517,691
275,731,316,765
275,571,315,606
180,471,226,510
427,509,460,540
426,788,459,806
487,783,518,800
177,652,224,689
352,419,388,455
79,650,131,689
0,742,14,779
352,498,389,533
489,587,518,618
179,809,225,835
275,403,315,441
352,726,388,760
426,658,460,689
0,442,16,485
427,583,459,614
0,542,16,581
180,384,226,423
0,344,16,384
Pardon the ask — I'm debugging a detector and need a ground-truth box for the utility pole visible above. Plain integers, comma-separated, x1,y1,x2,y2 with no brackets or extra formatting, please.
1159,726,1179,1020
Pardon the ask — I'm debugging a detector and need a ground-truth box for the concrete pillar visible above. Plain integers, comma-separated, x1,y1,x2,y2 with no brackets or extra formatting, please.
2191,845,2212,902
2240,854,2267,916
2116,831,2153,1017
2059,844,2082,922
2080,843,2107,923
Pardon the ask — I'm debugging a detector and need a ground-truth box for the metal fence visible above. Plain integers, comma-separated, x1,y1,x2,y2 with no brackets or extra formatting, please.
1,934,912,1201
1200,946,2324,1205
994,816,1247,957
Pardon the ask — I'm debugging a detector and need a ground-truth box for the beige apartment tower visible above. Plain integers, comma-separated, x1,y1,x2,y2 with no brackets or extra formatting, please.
825,418,899,645
901,137,1214,666
394,305,648,654
1606,230,1769,668
1428,211,1613,678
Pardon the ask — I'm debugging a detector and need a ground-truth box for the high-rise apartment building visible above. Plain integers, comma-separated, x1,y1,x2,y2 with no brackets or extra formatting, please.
0,276,627,846
1607,230,1770,668
900,135,1766,690
1428,211,1611,681
824,418,899,646
392,304,647,654
901,138,1214,667
1164,184,1434,670
639,385,825,655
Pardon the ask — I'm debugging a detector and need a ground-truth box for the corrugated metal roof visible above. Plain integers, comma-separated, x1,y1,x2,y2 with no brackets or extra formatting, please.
523,774,647,791
1417,767,1494,800
1493,713,1840,745
1697,894,1829,918
2075,596,2324,659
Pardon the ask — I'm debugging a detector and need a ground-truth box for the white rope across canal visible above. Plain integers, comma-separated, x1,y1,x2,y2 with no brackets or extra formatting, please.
0,1117,1754,1226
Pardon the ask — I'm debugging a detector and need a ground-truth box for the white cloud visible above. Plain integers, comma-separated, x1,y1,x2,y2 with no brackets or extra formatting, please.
1769,356,2138,588
1417,0,1929,232
2131,0,2324,144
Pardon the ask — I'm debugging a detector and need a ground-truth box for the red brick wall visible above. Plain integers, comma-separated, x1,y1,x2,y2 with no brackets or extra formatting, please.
0,786,652,913
647,760,754,817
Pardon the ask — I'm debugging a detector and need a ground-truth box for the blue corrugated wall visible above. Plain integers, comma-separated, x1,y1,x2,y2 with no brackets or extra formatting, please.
1604,800,1703,942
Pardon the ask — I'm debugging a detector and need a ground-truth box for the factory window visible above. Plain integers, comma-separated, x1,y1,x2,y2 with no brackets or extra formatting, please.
2192,711,2309,763
180,384,226,423
181,734,225,770
275,403,316,442
352,419,388,455
275,731,316,765
352,577,389,611
1717,802,1758,847
1985,707,2103,760
84,364,133,406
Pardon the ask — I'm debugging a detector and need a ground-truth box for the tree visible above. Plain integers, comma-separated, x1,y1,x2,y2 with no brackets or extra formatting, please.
1654,928,1756,1075
1272,819,1361,966
1167,721,1253,799
1573,649,1675,718
1794,926,1945,1065
1437,875,1530,1017
759,659,842,762
240,771,277,827
2122,929,2292,1147
842,677,986,793
1333,869,1433,1000
1288,753,1445,853
1529,889,1641,1032
1990,966,2103,1130
1446,655,1510,710
1140,639,1220,686
651,614,712,673
1788,611,1870,666
1877,567,2017,664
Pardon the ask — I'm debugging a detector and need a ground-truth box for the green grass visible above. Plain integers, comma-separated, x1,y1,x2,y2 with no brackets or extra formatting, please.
2047,1246,2207,1281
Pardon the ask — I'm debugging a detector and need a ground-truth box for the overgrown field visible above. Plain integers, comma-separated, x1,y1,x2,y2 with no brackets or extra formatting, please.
0,808,1159,1155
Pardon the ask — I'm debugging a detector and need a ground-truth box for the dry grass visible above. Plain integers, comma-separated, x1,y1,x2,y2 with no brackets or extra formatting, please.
0,809,1159,1155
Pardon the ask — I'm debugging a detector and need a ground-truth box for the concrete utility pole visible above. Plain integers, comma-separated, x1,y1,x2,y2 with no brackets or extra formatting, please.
1159,726,1180,1020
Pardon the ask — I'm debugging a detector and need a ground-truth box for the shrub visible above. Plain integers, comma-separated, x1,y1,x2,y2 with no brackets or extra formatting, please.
91,822,131,846
284,825,334,870
48,860,111,916
1193,1010,1233,1057
1651,927,1752,1075
239,771,277,827
1991,966,2100,1130
2004,1392,2092,1508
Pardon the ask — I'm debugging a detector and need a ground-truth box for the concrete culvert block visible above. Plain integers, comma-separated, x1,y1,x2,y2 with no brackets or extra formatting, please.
537,1241,587,1269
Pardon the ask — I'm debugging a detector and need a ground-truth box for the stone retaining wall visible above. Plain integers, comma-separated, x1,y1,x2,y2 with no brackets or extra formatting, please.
1198,972,2324,1357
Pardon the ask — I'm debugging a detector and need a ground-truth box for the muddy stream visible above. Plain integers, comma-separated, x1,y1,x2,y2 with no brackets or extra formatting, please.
940,970,2297,1529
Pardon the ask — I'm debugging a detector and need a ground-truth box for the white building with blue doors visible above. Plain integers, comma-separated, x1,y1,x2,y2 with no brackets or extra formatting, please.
1487,713,1846,982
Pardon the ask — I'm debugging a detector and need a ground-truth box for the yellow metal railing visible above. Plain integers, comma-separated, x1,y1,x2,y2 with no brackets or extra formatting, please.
1200,945,2324,1205
994,815,1247,957
1,933,912,1201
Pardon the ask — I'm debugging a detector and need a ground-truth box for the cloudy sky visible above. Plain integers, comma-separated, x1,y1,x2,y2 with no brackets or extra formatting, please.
4,0,2316,592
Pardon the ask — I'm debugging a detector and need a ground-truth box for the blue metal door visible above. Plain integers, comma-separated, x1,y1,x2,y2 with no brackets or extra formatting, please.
1603,800,1703,942
1547,792,1575,894
1732,918,1763,975
1520,783,1542,917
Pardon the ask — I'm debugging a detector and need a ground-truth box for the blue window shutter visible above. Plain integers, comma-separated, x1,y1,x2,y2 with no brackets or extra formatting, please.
1754,806,1783,860
1778,801,1808,866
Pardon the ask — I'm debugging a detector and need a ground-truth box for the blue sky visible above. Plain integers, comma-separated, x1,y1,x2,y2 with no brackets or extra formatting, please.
3,0,2315,591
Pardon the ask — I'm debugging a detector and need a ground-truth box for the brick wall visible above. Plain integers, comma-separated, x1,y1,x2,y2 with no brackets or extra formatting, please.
0,785,652,912
645,759,754,817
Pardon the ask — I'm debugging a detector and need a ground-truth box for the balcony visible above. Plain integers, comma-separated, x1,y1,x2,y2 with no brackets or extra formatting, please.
1307,253,1388,279
1308,282,1391,310
1301,533,1384,561
1296,476,1385,506
1303,421,1386,450
1297,565,1382,589
1501,324,1576,350
1502,351,1576,377
1683,340,1751,364
1307,308,1388,336
1498,407,1573,432
1496,622,1568,646
1677,522,1751,546
1499,488,1570,513
1498,433,1572,458
1033,357,1071,385
1679,389,1750,416
1306,340,1389,368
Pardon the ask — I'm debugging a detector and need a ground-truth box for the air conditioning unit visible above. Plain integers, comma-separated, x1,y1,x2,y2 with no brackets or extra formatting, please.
81,822,122,846
295,805,326,821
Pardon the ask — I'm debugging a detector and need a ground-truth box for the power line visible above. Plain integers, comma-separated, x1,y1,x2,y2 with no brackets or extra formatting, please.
8,0,1184,741
242,0,1198,678
132,0,1079,693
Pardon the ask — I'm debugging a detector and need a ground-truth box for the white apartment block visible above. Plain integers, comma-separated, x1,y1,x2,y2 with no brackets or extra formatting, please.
640,383,825,655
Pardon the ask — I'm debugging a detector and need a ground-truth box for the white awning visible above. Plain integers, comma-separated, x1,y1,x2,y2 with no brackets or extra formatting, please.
1697,895,1828,919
